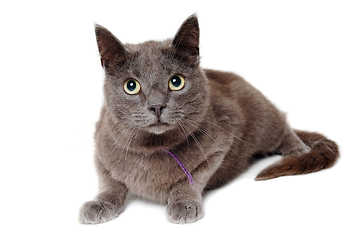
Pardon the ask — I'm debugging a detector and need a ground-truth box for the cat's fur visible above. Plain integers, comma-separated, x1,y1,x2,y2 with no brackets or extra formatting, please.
79,15,339,224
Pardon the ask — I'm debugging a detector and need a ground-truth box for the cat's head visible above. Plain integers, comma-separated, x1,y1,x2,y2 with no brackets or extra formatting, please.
95,15,209,137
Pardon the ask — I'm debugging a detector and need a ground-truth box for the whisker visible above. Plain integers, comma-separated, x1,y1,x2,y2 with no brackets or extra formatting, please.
74,122,96,136
119,125,137,162
203,119,261,151
184,119,219,145
177,120,190,148
124,127,138,162
108,123,134,160
67,137,93,152
179,120,208,161
185,119,246,158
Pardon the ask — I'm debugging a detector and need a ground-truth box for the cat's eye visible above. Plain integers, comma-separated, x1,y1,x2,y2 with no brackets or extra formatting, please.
169,75,185,91
124,79,141,95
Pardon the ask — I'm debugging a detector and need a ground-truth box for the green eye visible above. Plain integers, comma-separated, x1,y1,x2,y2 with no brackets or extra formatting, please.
169,75,185,91
124,79,141,95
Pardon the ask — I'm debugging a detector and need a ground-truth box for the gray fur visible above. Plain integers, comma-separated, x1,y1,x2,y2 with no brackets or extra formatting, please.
79,15,339,224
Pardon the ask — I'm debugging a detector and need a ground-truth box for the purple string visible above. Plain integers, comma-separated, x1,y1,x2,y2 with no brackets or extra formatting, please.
163,149,193,186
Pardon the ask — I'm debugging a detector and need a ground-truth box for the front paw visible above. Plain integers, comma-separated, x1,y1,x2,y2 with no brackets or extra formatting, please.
166,201,203,224
79,201,123,224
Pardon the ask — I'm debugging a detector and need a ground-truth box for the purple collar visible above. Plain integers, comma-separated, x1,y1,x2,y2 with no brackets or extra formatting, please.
163,149,193,186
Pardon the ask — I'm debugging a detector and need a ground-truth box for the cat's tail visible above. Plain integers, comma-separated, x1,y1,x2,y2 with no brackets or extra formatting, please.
255,130,339,181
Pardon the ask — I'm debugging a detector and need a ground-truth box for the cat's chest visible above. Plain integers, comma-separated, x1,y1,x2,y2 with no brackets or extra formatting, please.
102,149,194,201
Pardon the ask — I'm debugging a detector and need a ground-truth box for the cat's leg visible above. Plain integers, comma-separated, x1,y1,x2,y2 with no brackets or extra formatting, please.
79,158,128,224
166,152,225,224
276,126,311,156
166,181,203,224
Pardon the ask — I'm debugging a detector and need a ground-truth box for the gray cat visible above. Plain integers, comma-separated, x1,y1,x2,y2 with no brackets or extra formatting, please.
79,15,339,224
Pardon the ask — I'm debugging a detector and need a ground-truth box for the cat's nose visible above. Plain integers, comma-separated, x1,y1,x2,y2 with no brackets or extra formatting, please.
150,104,166,119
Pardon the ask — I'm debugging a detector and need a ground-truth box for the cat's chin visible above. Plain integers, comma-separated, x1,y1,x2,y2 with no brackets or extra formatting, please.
147,122,173,135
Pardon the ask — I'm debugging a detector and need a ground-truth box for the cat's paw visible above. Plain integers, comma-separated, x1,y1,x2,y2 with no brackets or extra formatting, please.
166,201,203,224
79,201,122,224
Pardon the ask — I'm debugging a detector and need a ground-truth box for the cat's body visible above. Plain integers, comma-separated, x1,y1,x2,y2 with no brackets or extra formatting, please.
79,15,339,224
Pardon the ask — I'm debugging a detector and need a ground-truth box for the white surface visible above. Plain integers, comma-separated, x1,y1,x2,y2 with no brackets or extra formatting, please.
1,1,359,239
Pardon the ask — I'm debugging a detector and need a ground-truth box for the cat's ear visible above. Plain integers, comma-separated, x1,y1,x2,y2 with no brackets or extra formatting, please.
95,24,128,75
172,15,200,66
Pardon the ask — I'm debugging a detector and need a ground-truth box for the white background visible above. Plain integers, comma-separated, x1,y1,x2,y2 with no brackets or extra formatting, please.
1,0,359,239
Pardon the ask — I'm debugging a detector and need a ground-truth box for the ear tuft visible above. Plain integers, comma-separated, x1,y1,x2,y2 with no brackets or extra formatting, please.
172,15,200,65
95,24,128,74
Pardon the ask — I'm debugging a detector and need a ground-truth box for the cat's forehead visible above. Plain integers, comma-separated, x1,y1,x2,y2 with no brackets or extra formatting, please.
125,40,174,80
125,40,171,56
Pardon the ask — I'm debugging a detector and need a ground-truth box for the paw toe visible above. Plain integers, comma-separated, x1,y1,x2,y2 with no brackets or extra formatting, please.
166,201,203,224
79,201,121,224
